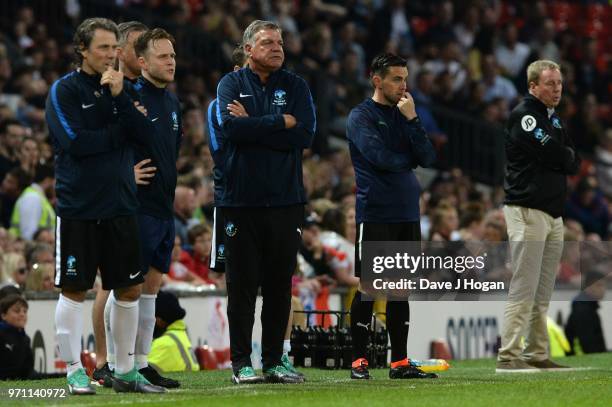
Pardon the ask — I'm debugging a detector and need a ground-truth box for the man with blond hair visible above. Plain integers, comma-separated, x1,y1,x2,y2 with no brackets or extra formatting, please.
97,27,182,390
497,60,580,373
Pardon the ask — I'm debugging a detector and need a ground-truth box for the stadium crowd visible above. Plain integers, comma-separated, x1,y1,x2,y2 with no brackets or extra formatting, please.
0,0,609,301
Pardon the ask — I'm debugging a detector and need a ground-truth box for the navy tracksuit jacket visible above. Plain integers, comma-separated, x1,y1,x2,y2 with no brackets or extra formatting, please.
128,77,182,220
45,69,141,220
346,98,436,224
215,67,316,207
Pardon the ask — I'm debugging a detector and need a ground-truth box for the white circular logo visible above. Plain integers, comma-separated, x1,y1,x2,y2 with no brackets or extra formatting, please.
521,115,537,131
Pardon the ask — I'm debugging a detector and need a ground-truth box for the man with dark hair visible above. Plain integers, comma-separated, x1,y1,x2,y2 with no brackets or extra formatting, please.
9,165,55,240
16,137,39,178
346,52,437,380
0,119,26,181
216,20,316,384
45,17,164,395
231,45,248,69
207,44,248,276
0,167,30,229
91,20,151,388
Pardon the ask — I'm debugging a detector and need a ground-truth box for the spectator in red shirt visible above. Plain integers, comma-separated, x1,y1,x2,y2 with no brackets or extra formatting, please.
168,235,209,286
179,223,223,287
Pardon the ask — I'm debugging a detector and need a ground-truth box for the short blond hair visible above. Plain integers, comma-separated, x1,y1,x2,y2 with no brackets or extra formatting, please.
527,60,560,85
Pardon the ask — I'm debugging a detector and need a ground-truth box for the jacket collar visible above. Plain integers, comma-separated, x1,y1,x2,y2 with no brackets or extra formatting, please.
246,66,281,88
77,68,102,86
137,76,167,94
524,94,555,118
0,320,26,336
366,97,395,112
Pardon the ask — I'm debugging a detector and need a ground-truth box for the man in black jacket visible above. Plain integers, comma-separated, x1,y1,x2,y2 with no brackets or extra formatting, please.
46,18,164,394
496,60,580,373
216,19,316,384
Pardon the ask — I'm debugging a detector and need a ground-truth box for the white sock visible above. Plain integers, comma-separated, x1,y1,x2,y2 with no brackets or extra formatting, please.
110,295,139,375
135,294,157,370
283,339,291,356
104,291,115,371
55,294,84,376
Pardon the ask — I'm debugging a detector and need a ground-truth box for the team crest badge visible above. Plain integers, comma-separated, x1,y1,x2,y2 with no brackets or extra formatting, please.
533,128,550,145
534,128,544,140
225,222,237,237
217,244,226,260
171,111,179,131
67,255,77,276
273,89,287,106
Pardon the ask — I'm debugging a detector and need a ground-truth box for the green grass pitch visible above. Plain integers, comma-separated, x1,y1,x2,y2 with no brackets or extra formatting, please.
1,353,611,406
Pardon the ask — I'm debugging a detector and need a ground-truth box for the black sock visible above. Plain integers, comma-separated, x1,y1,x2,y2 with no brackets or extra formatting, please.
350,291,374,362
386,301,410,363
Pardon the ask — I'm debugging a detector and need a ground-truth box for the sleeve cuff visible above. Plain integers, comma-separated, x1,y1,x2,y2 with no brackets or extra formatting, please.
274,114,286,130
113,90,132,110
404,116,420,125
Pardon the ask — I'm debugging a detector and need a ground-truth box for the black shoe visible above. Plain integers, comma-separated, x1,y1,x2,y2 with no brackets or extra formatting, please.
389,365,438,379
263,365,304,384
112,369,167,393
92,362,113,388
350,358,371,380
139,365,180,388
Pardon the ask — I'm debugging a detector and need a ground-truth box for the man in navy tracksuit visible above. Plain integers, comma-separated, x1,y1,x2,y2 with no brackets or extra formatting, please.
122,28,182,388
346,53,437,380
207,46,249,275
46,18,163,395
206,98,226,272
216,20,315,384
92,20,149,388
